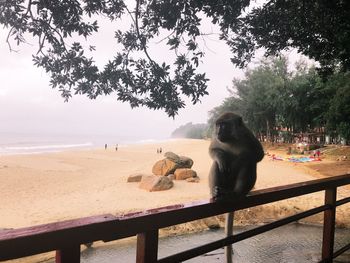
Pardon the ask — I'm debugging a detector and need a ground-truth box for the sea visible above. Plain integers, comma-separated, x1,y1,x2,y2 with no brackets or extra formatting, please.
0,132,168,155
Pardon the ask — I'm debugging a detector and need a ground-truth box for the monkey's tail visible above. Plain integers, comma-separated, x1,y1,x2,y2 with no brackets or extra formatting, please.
225,212,234,263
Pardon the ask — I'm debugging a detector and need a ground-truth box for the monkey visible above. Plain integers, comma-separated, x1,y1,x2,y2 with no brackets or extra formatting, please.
209,112,264,199
208,112,264,262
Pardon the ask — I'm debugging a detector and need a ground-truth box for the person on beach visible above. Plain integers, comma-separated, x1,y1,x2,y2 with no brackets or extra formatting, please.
115,144,118,151
316,149,321,158
105,144,107,150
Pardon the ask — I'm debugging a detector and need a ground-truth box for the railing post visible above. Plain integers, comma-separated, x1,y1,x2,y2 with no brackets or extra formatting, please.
225,212,234,263
136,230,159,263
321,188,337,263
55,245,80,263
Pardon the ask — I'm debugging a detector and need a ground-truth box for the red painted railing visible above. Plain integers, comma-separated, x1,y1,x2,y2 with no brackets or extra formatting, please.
0,174,349,263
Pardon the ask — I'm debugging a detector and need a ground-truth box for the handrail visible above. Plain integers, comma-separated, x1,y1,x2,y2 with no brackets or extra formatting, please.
0,174,349,262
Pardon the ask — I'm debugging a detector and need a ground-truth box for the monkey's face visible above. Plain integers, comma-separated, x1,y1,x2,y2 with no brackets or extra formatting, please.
215,113,243,143
215,115,243,143
216,122,232,142
215,122,235,143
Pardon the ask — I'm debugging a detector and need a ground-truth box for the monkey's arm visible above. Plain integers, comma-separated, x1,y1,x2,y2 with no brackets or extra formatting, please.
232,162,257,195
254,142,265,162
209,147,235,174
214,161,257,202
246,134,265,162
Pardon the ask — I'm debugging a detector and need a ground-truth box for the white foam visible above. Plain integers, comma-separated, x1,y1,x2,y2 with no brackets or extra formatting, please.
0,142,93,155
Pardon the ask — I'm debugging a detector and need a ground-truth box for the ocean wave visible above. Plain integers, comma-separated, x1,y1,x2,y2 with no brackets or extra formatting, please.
5,142,93,151
0,142,93,155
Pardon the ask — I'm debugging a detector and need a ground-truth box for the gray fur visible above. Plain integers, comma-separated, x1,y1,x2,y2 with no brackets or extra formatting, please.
209,111,264,201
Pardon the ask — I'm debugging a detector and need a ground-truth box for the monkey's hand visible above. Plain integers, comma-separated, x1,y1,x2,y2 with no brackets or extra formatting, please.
213,186,240,202
211,149,231,174
216,159,232,175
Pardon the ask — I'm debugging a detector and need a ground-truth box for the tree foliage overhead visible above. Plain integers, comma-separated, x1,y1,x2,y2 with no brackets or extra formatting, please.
1,0,349,117
235,0,350,75
209,56,350,143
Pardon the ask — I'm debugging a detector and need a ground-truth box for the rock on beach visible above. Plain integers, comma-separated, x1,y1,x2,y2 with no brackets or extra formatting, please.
139,175,174,192
127,173,144,182
152,152,195,177
174,168,197,180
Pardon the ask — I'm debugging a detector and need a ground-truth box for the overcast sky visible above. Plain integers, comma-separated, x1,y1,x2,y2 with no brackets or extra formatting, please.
0,15,250,141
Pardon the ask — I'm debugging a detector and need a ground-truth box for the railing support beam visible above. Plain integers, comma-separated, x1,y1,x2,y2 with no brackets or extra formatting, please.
0,175,349,263
136,230,159,263
225,212,234,263
321,188,337,262
55,245,80,263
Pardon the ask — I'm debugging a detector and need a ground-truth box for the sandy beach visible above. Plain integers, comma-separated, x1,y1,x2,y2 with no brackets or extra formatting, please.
0,139,349,231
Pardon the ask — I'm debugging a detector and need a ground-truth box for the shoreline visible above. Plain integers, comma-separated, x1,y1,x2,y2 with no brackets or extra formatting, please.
0,137,176,156
0,139,349,231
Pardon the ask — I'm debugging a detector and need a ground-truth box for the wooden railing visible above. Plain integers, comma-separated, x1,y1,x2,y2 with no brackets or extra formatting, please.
0,174,349,263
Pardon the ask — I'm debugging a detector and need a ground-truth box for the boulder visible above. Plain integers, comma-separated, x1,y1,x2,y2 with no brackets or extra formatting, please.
178,156,194,168
174,168,197,180
139,175,174,192
168,174,175,181
164,151,181,163
186,176,200,183
127,173,144,182
152,152,195,176
152,159,178,176
163,152,194,168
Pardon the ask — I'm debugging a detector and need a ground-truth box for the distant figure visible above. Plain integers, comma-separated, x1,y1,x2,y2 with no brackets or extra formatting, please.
157,148,159,154
105,144,107,150
115,144,118,151
316,149,321,157
159,147,162,154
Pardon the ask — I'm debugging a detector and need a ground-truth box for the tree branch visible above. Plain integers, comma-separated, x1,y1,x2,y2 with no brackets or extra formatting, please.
134,0,156,65
25,0,33,19
6,28,18,52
